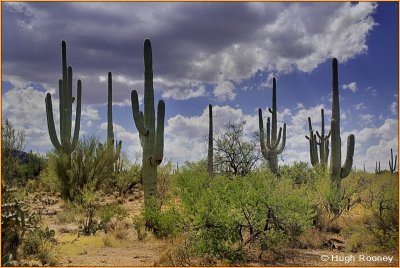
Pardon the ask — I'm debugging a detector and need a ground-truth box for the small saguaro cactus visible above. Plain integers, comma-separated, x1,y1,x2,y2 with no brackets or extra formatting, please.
305,109,331,168
389,148,397,173
329,58,355,188
131,39,165,199
375,161,381,174
258,77,286,174
45,40,82,156
207,104,214,178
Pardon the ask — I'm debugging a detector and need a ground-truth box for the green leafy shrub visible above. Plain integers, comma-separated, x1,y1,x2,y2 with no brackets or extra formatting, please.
98,202,128,233
174,164,315,263
141,197,183,239
48,135,116,202
114,164,141,197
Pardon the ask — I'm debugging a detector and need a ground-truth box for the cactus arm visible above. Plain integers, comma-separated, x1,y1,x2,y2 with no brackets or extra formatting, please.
276,123,286,154
131,90,149,136
258,109,269,159
71,80,82,151
45,93,62,152
58,79,64,143
151,100,165,166
326,130,331,139
340,134,355,178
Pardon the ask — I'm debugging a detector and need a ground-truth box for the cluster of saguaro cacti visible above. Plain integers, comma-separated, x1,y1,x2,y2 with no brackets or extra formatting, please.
207,104,214,178
305,109,331,168
389,148,397,173
375,161,381,174
131,39,165,199
329,58,355,188
258,78,286,174
45,40,82,156
106,72,122,172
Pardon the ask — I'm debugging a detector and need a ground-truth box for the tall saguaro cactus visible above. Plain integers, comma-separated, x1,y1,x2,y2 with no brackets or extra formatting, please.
107,72,122,171
107,72,114,145
207,104,214,178
305,109,331,168
330,58,355,188
131,39,165,199
258,77,286,174
389,148,397,173
45,40,82,156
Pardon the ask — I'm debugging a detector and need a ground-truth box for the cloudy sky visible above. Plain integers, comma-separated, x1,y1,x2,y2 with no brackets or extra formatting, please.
2,2,398,171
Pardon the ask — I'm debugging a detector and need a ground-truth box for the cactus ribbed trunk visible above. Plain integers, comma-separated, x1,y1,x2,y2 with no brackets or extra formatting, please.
107,72,114,144
329,58,355,188
258,78,286,174
131,39,165,200
207,104,213,178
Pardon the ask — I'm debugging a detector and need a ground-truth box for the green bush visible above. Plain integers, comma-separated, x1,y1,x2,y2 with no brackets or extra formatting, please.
114,164,141,197
48,135,116,202
174,164,315,262
98,202,128,232
142,197,183,239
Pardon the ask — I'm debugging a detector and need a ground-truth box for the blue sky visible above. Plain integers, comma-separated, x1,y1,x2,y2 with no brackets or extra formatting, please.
2,2,398,171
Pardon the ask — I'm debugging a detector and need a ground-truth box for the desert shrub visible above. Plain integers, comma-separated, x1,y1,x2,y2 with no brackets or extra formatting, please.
56,201,83,224
48,135,116,202
98,202,128,233
108,219,131,240
278,161,320,185
22,227,57,260
344,172,399,252
1,184,38,262
114,164,141,197
157,161,175,201
78,186,103,236
1,118,25,186
174,165,314,263
141,197,183,239
35,241,59,266
38,162,61,194
20,151,47,180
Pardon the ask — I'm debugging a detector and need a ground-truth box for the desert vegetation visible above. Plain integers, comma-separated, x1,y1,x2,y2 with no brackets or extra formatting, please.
1,39,398,266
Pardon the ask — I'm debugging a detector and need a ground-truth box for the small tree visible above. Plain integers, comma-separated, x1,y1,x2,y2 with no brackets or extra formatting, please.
214,121,261,177
1,118,25,185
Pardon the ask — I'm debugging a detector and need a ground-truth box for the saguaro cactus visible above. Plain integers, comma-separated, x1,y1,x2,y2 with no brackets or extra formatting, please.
389,148,397,173
375,161,381,174
207,104,214,178
305,109,331,168
131,39,165,199
329,58,355,188
107,72,114,145
258,77,286,174
107,72,122,171
45,40,82,156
